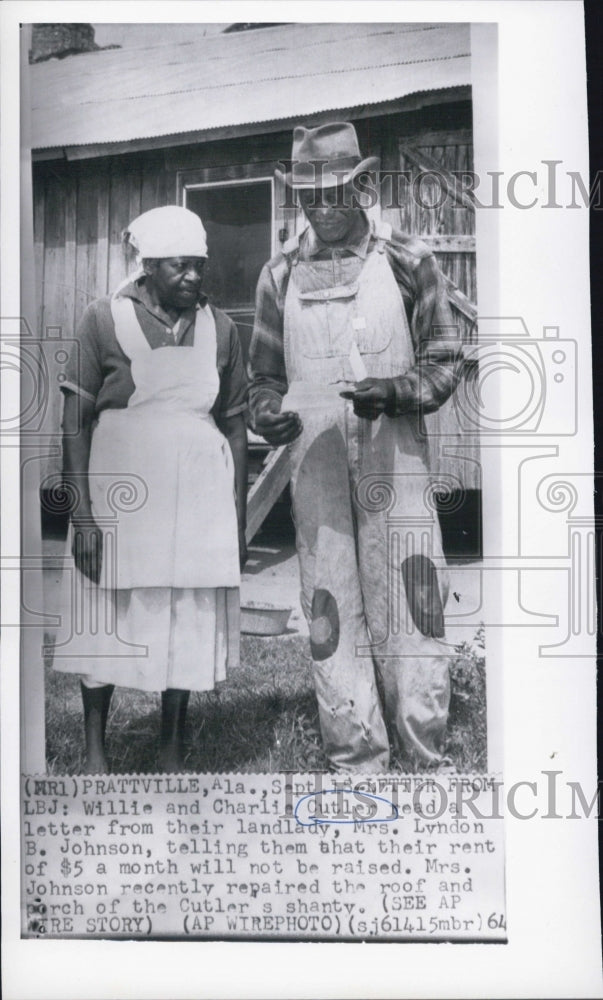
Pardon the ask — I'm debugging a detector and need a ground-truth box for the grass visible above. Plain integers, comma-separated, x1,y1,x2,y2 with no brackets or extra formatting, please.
45,626,487,775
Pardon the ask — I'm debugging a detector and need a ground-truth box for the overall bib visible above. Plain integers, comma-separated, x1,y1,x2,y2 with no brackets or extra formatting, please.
54,296,240,692
282,225,451,771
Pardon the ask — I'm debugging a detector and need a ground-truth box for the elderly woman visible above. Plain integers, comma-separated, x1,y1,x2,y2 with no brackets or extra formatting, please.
55,206,248,774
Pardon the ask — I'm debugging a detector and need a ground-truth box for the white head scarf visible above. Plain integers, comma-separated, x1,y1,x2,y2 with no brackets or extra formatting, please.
126,205,208,261
115,206,208,295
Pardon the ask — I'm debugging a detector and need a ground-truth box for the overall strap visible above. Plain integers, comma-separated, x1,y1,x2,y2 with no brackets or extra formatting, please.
373,220,393,254
110,295,152,360
282,233,301,259
270,232,301,289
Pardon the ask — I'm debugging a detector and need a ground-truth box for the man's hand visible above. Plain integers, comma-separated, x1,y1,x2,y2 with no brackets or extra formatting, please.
340,378,396,420
254,397,303,445
72,521,103,584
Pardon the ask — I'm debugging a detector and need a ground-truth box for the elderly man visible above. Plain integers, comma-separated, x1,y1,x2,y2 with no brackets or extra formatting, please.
249,122,462,772
56,206,248,773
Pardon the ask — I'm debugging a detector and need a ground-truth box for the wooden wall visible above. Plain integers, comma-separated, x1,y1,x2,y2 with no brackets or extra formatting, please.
33,102,479,487
361,106,479,491
34,153,171,479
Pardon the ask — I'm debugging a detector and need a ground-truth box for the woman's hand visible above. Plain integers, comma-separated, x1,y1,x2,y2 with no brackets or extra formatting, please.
63,393,101,582
72,521,103,584
238,526,249,573
219,413,250,575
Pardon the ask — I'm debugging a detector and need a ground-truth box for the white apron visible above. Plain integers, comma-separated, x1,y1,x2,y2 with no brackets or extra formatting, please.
53,296,241,692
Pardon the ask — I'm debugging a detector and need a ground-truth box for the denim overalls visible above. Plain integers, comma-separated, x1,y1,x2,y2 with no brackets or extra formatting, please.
282,223,451,771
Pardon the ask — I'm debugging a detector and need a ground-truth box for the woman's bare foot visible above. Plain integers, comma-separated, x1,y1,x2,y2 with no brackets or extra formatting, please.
159,688,190,774
81,682,114,776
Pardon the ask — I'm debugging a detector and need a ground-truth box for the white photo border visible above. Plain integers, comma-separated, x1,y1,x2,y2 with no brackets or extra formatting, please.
2,2,600,998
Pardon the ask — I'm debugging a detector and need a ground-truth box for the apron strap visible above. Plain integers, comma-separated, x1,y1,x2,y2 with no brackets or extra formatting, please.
192,302,216,339
192,303,218,371
268,233,301,294
110,295,152,360
111,296,218,364
282,233,301,258
373,220,393,254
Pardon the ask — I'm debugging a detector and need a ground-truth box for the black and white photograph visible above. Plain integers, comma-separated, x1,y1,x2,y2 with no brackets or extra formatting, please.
1,2,600,997
13,14,507,949
28,20,488,780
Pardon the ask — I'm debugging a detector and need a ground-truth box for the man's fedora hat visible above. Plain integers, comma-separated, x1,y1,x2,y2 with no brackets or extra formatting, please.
276,122,379,189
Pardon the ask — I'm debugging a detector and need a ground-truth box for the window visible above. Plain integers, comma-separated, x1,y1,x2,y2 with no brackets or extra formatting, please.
184,179,273,361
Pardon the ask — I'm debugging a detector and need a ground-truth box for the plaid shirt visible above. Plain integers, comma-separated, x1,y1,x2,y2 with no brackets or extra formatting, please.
249,220,463,419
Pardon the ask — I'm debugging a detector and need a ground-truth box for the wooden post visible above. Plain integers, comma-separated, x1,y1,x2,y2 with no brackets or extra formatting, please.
20,24,46,774
245,445,291,545
400,144,477,210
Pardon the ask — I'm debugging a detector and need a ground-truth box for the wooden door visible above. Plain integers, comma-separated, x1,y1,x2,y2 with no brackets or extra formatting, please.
180,160,304,369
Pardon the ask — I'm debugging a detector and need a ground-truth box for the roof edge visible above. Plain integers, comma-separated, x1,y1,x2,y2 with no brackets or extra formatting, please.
32,86,472,161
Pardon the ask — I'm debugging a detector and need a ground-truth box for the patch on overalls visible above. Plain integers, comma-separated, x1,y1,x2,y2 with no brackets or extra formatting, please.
401,554,445,638
309,588,340,660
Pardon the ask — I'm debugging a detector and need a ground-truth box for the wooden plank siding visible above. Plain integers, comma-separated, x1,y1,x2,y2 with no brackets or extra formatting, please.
33,103,479,487
379,121,479,489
